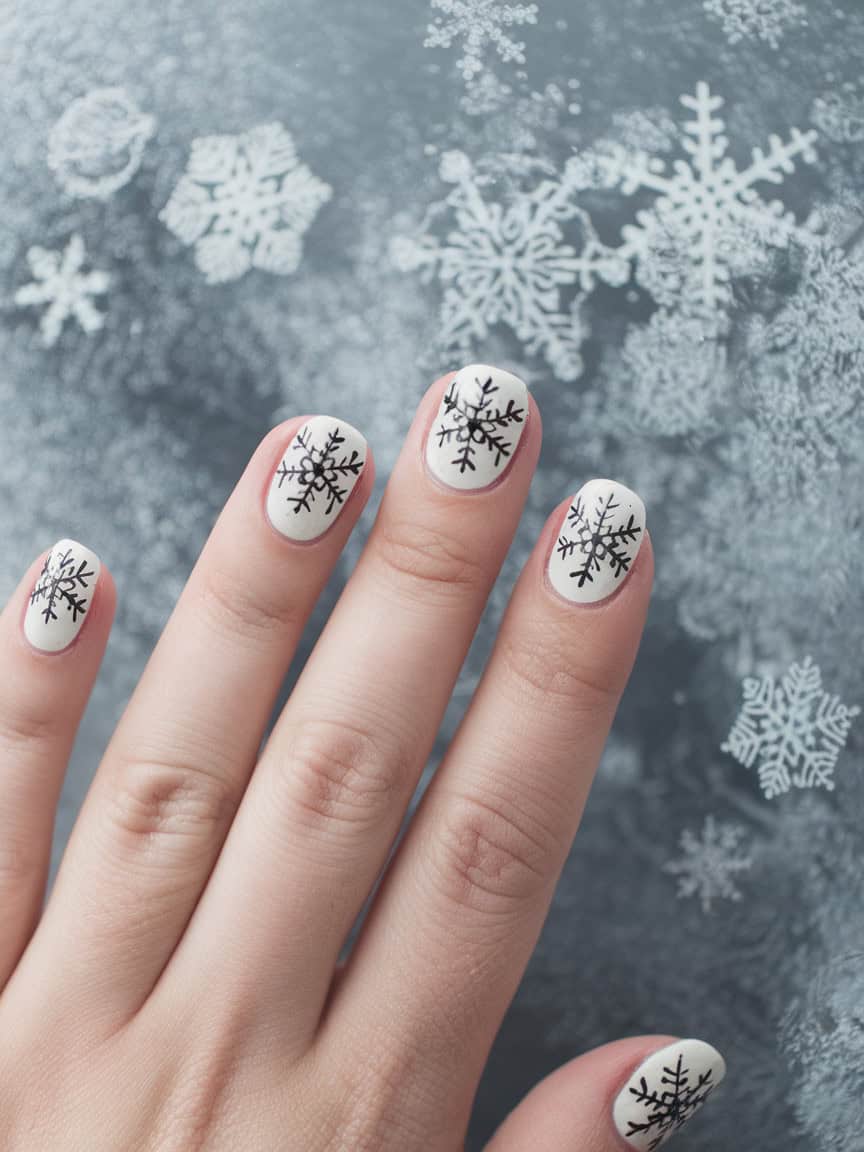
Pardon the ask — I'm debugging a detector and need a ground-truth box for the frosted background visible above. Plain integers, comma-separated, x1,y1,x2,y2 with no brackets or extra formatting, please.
2,1,864,1147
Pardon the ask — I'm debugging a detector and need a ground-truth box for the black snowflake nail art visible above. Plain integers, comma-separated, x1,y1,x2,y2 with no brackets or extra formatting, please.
426,364,527,489
613,1039,726,1150
24,539,100,653
267,415,366,540
548,479,645,603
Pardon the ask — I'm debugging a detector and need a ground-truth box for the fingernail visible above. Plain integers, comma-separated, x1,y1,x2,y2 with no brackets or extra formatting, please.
548,478,645,604
613,1039,726,1150
266,415,367,541
426,364,528,490
24,539,101,653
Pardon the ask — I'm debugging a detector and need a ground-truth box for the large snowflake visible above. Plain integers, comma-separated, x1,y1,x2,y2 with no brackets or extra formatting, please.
14,234,111,347
723,657,860,798
555,490,642,591
275,423,364,518
703,0,807,48
663,816,753,914
590,81,818,317
391,150,628,381
424,0,538,82
29,546,96,626
433,370,525,474
160,122,332,285
624,1050,719,1150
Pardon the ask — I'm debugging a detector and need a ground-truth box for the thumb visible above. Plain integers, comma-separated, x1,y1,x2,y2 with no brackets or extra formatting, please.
482,1036,726,1152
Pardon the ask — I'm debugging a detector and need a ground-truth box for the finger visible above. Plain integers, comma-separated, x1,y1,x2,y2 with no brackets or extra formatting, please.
0,540,112,991
157,366,538,1042
326,480,651,1092
483,1037,726,1152
26,417,372,1028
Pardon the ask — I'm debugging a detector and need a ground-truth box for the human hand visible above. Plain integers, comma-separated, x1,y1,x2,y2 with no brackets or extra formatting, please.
0,366,724,1150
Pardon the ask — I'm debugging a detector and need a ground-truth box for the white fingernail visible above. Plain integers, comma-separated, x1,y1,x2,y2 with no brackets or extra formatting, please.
613,1039,726,1149
24,539,101,653
266,415,367,541
426,364,528,490
548,479,645,604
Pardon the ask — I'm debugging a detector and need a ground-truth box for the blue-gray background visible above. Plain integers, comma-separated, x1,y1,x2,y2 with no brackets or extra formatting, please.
2,1,863,1147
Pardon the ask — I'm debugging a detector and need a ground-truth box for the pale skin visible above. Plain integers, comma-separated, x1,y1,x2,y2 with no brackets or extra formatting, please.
0,372,680,1151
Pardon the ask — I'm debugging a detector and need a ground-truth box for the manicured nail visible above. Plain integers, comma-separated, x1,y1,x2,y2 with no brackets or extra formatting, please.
426,364,528,490
613,1039,726,1150
548,478,645,604
24,539,101,653
266,415,367,541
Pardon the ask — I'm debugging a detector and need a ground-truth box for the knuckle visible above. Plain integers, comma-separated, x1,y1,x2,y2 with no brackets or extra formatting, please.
375,514,490,601
197,563,301,643
279,717,406,834
498,623,623,711
429,789,564,914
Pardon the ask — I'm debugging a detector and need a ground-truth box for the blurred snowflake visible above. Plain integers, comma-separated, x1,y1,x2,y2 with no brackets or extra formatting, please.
391,149,628,380
723,657,860,798
14,233,111,347
424,0,538,82
664,816,753,914
160,122,332,285
703,0,807,47
48,87,156,200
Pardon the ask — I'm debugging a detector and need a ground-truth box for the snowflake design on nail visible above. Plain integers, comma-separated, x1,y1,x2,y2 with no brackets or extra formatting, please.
625,1051,719,1150
663,816,753,914
14,234,111,347
556,491,642,591
160,122,332,285
434,371,526,474
29,546,95,627
424,0,539,83
703,0,807,48
275,423,364,518
723,657,860,798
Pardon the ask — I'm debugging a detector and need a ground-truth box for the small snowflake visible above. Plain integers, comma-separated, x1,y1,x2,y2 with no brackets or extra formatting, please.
556,489,642,591
48,87,156,200
663,816,753,914
723,657,860,798
14,233,111,347
392,150,628,380
275,422,364,518
160,122,332,284
704,0,807,48
424,0,539,82
625,1050,719,1150
434,370,525,474
590,81,817,316
29,546,96,626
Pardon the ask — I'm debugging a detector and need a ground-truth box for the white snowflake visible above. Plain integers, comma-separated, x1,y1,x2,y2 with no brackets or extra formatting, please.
14,234,111,347
424,0,538,82
391,150,629,381
48,87,156,200
703,0,807,48
723,657,860,798
663,816,753,914
160,122,332,285
590,81,818,317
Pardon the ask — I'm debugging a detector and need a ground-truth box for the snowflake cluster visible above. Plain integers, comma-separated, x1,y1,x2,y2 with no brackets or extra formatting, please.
664,816,753,914
703,0,807,48
424,0,538,83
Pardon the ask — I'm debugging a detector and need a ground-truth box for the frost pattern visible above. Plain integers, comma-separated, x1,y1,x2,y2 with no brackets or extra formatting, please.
555,490,642,591
424,0,538,82
160,122,332,284
48,87,156,200
433,370,526,474
703,0,807,48
624,1050,719,1150
274,423,364,517
391,150,628,380
723,657,860,798
663,816,753,914
29,546,96,626
14,234,111,347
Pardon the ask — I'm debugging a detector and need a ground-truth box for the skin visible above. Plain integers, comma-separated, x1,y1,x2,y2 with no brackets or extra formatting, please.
0,373,670,1151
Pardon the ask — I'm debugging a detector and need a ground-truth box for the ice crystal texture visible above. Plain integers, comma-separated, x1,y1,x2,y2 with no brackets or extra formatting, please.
424,0,538,82
48,87,156,200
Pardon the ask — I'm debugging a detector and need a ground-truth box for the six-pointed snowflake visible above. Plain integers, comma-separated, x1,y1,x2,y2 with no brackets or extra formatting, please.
625,1051,719,1150
434,370,525,474
704,0,807,48
663,816,753,914
723,657,860,798
29,546,96,626
14,234,111,347
424,0,538,82
275,423,364,518
590,81,818,316
391,150,628,380
556,490,642,590
160,122,332,284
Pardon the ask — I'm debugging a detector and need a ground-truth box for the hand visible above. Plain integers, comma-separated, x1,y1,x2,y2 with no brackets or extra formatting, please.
0,366,724,1150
